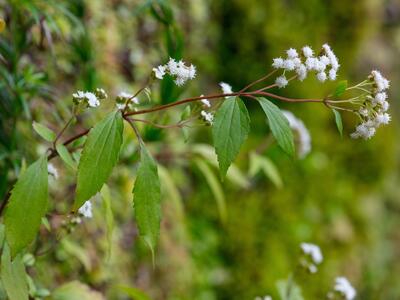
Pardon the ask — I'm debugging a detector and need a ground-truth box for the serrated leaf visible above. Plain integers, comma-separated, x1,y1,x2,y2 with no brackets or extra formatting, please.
52,281,104,300
212,97,250,178
1,243,29,300
249,152,283,188
101,185,114,260
194,158,227,223
333,80,348,97
332,109,343,137
32,121,56,142
133,143,161,256
56,143,77,171
74,111,124,210
4,156,48,257
257,98,295,157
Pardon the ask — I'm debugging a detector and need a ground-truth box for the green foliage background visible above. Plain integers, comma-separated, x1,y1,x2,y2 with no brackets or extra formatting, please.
0,0,399,299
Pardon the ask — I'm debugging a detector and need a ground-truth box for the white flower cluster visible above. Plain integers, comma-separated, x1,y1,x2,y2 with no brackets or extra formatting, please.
153,58,196,86
350,70,391,139
200,95,214,125
78,200,93,219
300,242,323,273
115,91,139,110
282,111,311,158
219,82,233,97
333,277,356,300
272,44,339,88
72,88,108,108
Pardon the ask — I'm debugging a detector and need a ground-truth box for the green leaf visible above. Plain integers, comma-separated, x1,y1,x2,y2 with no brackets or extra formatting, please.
249,152,283,188
277,278,304,300
194,158,227,223
117,286,152,300
56,143,77,171
32,121,56,142
4,156,48,257
257,98,295,157
52,281,104,300
212,97,250,178
333,80,348,97
133,143,161,256
100,185,114,260
1,243,29,300
74,111,124,210
332,109,343,137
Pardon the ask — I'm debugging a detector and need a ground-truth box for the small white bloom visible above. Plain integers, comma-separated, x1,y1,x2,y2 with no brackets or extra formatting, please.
374,92,387,105
85,92,100,107
287,48,298,59
351,123,376,139
334,277,356,300
275,75,288,88
380,100,389,112
283,59,296,71
47,163,58,179
118,91,134,99
302,46,314,57
317,71,327,82
153,65,166,79
200,95,211,108
319,55,330,66
78,200,93,218
358,107,369,117
72,90,85,99
219,82,233,97
328,69,337,81
296,64,307,81
272,57,285,69
300,242,323,264
201,110,214,124
305,57,318,71
371,70,390,92
375,113,391,126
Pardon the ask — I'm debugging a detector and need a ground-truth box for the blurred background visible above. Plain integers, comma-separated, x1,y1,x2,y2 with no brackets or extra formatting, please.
0,0,399,299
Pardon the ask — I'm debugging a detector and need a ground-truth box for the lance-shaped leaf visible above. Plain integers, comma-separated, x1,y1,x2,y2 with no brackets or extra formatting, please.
4,155,48,257
74,111,124,210
257,98,295,157
212,97,250,178
32,121,56,142
332,109,343,137
133,143,161,256
1,243,29,300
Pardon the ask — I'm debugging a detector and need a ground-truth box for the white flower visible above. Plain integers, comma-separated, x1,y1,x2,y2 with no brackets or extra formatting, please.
78,201,93,218
375,113,391,126
317,71,327,82
302,46,314,57
219,82,233,97
85,92,100,107
305,57,319,71
373,92,387,105
300,243,323,264
200,95,211,108
275,75,288,88
47,163,58,179
380,100,389,112
350,123,376,139
283,59,296,71
72,90,86,99
296,65,307,81
201,110,214,124
328,69,337,81
283,111,311,158
287,48,298,59
153,65,166,79
371,70,390,92
358,107,369,117
118,91,134,99
334,277,356,300
272,57,284,69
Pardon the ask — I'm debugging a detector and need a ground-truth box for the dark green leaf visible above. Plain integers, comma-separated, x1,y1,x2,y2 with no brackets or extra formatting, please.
4,156,48,257
1,243,29,300
257,98,295,157
32,121,56,142
133,143,161,256
332,109,343,137
74,111,124,210
212,97,250,178
333,80,348,97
